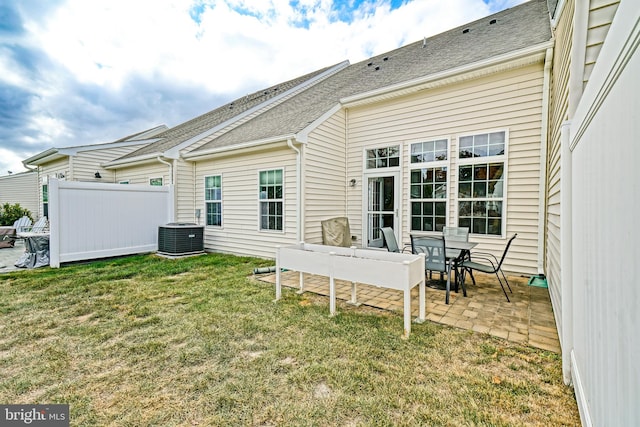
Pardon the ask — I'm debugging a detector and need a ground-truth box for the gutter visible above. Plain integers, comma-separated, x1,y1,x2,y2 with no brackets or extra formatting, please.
287,139,303,242
341,41,554,107
102,152,164,169
537,47,553,274
183,134,298,161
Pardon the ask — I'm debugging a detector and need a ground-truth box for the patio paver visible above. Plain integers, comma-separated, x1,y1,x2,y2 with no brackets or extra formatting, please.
257,270,560,353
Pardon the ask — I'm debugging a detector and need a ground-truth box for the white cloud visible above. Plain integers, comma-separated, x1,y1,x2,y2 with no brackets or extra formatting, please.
0,0,527,176
29,0,502,95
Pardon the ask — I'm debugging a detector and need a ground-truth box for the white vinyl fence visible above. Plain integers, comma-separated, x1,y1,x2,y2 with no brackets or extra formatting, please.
48,179,174,267
562,5,639,426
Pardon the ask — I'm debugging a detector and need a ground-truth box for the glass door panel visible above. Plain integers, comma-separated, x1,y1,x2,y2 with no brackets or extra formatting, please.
367,175,397,247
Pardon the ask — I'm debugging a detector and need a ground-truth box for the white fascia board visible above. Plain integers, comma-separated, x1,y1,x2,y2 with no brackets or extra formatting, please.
183,134,298,161
22,148,65,166
551,0,567,29
341,41,554,108
295,103,343,143
72,138,161,154
167,61,350,159
101,152,164,169
24,139,161,167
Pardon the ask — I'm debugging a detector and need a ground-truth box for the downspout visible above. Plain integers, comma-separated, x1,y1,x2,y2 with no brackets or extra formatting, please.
157,156,176,222
537,47,553,274
287,139,302,242
156,156,174,185
344,108,350,223
560,121,573,386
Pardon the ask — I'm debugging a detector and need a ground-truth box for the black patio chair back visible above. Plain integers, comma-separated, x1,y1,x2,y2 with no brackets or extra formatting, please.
411,234,457,303
460,233,517,302
443,226,469,242
410,235,447,273
380,227,400,253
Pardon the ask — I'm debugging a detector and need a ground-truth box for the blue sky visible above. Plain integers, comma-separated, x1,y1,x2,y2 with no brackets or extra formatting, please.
0,0,527,175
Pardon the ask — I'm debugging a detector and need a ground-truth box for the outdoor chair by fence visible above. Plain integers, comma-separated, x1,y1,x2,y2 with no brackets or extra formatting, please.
17,216,48,236
380,227,411,253
13,216,32,234
459,233,517,302
411,234,456,303
11,216,32,245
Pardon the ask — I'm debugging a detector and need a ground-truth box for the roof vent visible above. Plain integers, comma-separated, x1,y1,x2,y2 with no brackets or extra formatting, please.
462,28,470,34
422,37,426,48
367,62,373,67
489,19,497,25
374,66,380,71
383,56,389,61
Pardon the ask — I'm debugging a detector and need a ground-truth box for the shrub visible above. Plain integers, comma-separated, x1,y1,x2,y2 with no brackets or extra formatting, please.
0,203,33,226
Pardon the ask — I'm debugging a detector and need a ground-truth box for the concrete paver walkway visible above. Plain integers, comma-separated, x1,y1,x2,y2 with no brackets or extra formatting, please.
258,269,560,352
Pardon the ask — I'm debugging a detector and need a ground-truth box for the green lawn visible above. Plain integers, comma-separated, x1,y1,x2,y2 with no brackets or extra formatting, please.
0,253,579,426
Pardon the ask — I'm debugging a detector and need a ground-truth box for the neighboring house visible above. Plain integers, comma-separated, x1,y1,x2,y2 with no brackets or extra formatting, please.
22,125,167,218
0,171,39,219
110,0,553,276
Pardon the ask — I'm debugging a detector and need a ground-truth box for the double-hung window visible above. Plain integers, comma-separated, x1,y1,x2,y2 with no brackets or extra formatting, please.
457,131,506,235
409,138,448,232
205,175,222,227
259,169,283,231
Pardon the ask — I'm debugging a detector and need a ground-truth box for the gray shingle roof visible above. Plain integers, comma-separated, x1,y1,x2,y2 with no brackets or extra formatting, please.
191,0,552,153
115,64,340,160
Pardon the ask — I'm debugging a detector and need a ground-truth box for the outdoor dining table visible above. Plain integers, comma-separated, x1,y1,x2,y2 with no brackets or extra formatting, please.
445,240,478,294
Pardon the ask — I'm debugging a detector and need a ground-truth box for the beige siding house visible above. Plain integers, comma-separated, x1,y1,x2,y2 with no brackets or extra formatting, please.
95,0,552,270
176,0,553,273
14,0,638,423
0,171,39,219
21,125,167,218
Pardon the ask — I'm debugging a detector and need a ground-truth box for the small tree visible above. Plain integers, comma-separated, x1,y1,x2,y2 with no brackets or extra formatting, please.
0,203,33,226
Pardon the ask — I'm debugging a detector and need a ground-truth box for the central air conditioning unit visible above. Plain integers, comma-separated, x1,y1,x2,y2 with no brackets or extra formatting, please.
157,223,204,256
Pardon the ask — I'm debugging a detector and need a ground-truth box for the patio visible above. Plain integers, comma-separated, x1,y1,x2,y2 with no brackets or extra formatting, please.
257,269,560,352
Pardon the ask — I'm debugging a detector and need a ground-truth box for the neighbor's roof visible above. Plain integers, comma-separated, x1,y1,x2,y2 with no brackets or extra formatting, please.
22,124,168,167
111,63,346,163
189,0,552,154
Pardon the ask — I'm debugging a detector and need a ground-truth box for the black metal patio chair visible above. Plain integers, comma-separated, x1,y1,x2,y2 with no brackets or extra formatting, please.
459,233,517,302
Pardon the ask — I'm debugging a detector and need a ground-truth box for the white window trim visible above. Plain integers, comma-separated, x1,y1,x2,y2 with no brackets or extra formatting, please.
363,144,402,172
257,167,285,233
204,174,223,228
406,137,451,236
455,128,509,238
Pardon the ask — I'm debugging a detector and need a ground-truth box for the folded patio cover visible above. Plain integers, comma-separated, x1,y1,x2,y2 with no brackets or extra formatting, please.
321,217,351,247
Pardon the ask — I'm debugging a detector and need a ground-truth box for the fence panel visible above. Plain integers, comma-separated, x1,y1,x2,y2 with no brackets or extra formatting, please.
49,179,174,267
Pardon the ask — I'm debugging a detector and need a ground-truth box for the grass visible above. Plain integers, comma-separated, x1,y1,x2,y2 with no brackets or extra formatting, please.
0,253,579,426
